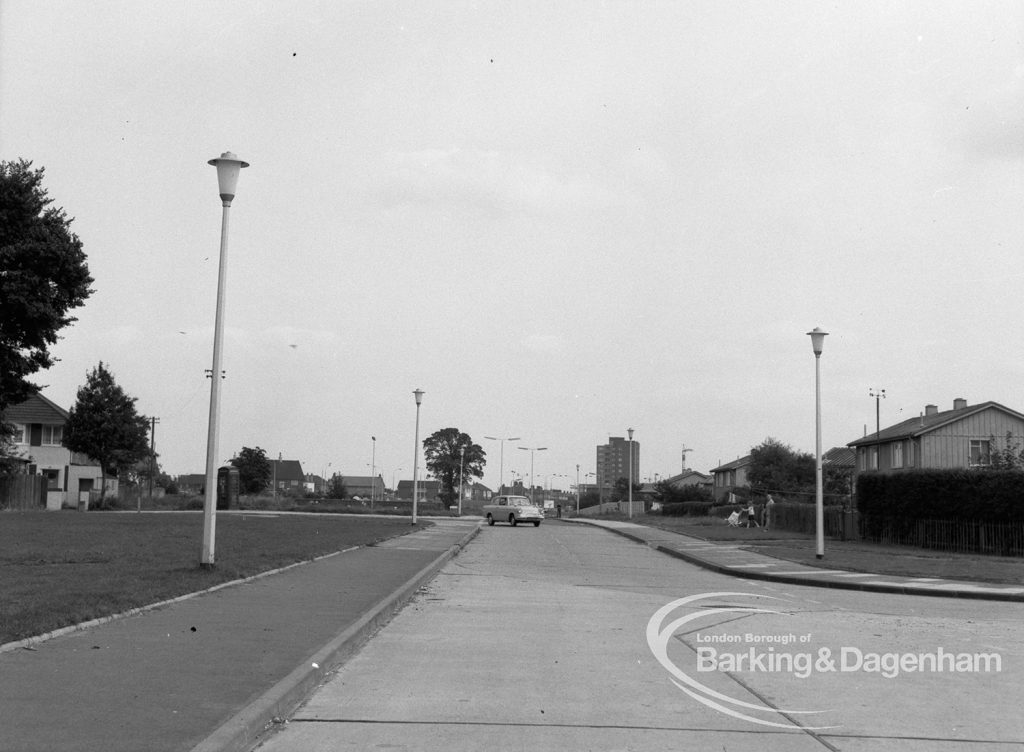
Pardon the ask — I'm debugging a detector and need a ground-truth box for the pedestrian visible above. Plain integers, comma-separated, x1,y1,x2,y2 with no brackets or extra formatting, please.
745,501,759,528
764,495,775,531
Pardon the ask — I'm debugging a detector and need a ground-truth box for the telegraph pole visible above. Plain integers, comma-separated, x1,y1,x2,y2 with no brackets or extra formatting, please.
144,416,160,512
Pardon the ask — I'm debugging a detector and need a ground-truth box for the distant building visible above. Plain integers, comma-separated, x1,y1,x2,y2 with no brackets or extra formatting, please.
396,479,441,502
710,455,752,501
662,469,713,490
335,474,384,500
596,436,640,494
270,459,305,491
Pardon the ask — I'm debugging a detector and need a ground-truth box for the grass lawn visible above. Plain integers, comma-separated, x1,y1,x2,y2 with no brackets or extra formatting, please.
0,511,428,645
631,513,1024,585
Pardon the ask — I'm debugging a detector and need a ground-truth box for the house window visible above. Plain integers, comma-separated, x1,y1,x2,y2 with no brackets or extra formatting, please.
42,469,60,489
41,425,63,446
969,440,991,466
858,449,866,471
12,423,28,444
892,442,903,469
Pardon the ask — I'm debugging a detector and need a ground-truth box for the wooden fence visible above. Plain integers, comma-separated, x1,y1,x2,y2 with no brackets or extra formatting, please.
0,475,46,511
861,517,1024,556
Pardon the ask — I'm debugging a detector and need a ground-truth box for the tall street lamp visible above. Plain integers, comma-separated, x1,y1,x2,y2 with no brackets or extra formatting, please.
518,446,547,505
808,327,828,560
627,427,634,519
370,435,377,509
458,447,465,516
869,388,886,437
200,151,249,568
411,389,424,524
484,435,520,494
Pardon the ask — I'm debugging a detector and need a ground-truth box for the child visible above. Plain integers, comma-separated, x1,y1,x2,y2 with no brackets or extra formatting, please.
745,502,759,528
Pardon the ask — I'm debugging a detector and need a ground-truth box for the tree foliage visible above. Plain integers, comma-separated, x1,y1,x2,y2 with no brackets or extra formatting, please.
62,362,149,506
0,160,93,413
326,474,348,499
986,433,1024,470
422,428,486,505
230,446,272,494
747,437,815,494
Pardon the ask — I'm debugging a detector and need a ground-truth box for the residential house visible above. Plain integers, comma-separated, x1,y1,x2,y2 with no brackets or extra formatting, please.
2,393,113,509
334,474,384,500
710,455,752,501
175,474,206,494
467,482,492,502
662,469,713,490
396,479,441,503
847,398,1024,481
270,459,305,492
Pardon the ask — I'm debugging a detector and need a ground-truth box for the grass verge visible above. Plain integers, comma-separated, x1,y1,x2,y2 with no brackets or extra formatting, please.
597,512,1024,586
0,510,429,644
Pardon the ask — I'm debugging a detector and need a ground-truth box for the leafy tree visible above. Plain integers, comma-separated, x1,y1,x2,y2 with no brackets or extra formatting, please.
229,446,272,494
610,476,642,502
326,474,348,499
747,437,815,494
62,362,150,507
985,433,1024,470
0,160,93,414
422,428,486,506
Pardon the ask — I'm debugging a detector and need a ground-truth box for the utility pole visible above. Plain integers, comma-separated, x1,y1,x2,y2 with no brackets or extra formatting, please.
869,388,886,437
144,416,160,512
680,444,692,472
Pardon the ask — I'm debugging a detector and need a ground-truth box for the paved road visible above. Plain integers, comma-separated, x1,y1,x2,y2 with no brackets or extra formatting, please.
254,520,1024,751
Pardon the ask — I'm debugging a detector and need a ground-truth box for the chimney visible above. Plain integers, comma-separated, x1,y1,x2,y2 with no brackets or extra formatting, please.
953,398,967,410
925,404,939,416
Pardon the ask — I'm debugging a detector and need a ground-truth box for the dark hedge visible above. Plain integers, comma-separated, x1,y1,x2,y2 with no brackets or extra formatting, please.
857,469,1024,533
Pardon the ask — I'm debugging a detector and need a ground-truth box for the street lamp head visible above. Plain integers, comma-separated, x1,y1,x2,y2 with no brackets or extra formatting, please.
807,327,828,356
627,428,634,440
413,388,424,405
208,151,249,205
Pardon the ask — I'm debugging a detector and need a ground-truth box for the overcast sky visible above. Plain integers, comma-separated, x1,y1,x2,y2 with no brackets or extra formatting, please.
2,1,1022,492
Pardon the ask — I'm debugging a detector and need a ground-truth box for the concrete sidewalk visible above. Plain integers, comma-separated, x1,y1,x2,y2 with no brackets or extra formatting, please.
569,518,1024,602
0,518,479,752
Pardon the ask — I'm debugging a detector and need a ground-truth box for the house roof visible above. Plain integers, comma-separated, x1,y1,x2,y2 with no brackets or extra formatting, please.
847,401,1024,447
270,459,304,481
338,475,384,486
2,393,69,423
822,447,855,467
662,470,712,484
710,455,752,473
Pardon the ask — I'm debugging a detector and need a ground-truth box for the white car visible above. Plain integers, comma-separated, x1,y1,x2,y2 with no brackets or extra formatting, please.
482,495,544,527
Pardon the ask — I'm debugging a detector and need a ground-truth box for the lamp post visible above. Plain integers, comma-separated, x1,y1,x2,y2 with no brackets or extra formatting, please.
575,464,580,516
518,446,547,504
622,430,630,518
484,435,520,494
458,447,465,516
808,327,828,560
200,151,249,568
411,390,424,524
370,436,377,509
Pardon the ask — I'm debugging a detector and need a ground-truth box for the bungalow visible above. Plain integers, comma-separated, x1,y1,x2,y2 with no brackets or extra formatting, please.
662,469,713,490
846,398,1024,480
710,455,752,501
2,393,113,509
396,479,441,502
334,474,385,500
